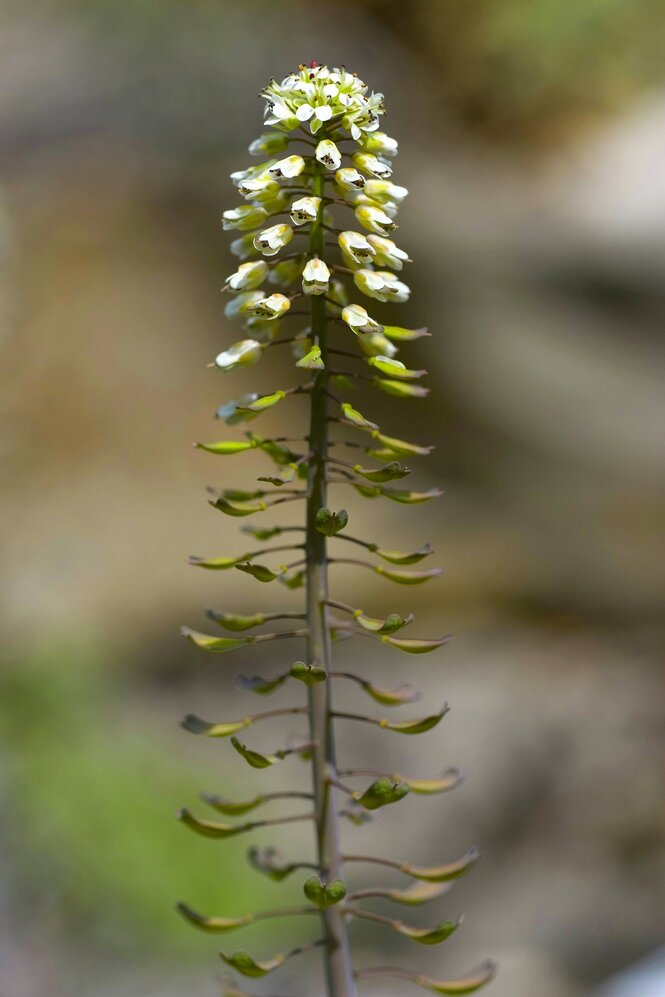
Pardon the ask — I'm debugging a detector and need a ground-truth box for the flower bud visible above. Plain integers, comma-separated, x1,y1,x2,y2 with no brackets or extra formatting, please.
237,176,282,202
267,258,303,287
358,331,398,358
230,161,276,186
268,154,306,180
230,233,260,259
377,270,410,302
335,168,366,192
224,290,263,319
338,230,376,268
327,278,349,308
225,260,268,292
229,166,254,187
253,223,294,256
360,131,399,157
248,132,290,156
355,204,397,235
363,180,408,205
302,258,330,296
214,339,262,371
260,190,290,216
352,151,393,179
367,235,409,270
290,196,321,226
246,293,291,320
353,268,403,303
341,303,383,336
356,194,399,219
315,139,342,171
222,205,268,231
245,318,281,343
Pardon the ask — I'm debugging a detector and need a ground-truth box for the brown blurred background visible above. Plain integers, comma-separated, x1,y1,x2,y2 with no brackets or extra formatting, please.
1,2,664,995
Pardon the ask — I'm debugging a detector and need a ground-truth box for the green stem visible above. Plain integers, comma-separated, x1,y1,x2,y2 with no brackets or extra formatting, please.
306,158,356,997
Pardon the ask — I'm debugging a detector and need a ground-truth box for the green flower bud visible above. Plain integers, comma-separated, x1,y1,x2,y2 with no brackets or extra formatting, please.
352,150,393,179
248,132,290,156
222,205,268,231
355,203,397,234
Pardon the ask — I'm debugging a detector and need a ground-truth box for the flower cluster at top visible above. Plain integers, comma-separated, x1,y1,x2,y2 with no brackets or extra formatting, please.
216,62,427,397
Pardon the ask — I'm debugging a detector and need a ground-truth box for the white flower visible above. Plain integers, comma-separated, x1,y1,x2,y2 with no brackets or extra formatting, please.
248,132,289,156
230,161,277,187
338,230,375,267
215,339,262,371
263,97,299,131
225,260,268,292
341,89,384,140
230,167,253,187
290,196,321,226
224,290,264,319
363,180,408,205
222,205,268,231
268,154,306,180
380,271,410,302
352,151,393,179
296,102,333,122
302,258,330,296
315,139,342,171
366,235,409,270
353,268,407,303
335,167,365,191
361,131,398,157
355,204,397,235
237,176,282,202
341,303,383,335
356,194,399,220
260,65,385,140
246,292,291,320
253,223,294,256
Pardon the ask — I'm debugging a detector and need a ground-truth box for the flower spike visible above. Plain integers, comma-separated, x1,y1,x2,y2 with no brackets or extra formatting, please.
177,61,492,995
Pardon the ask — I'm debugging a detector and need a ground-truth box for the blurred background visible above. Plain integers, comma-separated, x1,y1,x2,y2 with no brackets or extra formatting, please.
1,1,664,995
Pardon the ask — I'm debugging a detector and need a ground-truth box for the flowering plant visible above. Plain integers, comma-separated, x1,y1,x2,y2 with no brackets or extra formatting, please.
177,62,495,997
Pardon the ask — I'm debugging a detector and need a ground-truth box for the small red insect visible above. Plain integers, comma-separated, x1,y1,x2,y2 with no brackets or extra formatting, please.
309,60,319,69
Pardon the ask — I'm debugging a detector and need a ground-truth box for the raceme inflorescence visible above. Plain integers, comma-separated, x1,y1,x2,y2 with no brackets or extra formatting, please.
176,62,495,997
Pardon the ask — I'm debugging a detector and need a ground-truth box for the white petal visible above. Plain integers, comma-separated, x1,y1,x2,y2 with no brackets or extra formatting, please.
271,101,292,120
296,103,315,121
315,105,333,121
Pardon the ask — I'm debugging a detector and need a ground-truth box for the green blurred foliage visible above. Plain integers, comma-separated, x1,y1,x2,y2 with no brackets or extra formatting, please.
356,0,665,144
0,644,274,957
